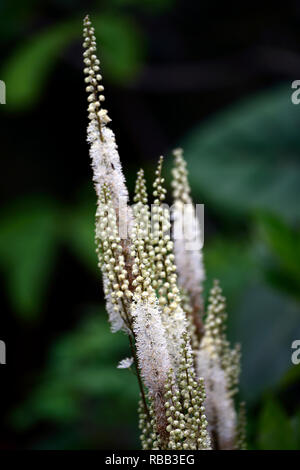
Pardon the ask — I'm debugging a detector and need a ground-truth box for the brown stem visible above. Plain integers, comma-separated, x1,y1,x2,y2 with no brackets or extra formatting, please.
128,334,151,421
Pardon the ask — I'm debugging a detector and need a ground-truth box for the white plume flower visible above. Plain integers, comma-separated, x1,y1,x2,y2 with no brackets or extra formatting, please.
87,122,127,200
117,357,134,369
173,200,205,301
132,294,172,395
87,121,132,236
162,304,188,372
197,349,236,450
172,148,205,320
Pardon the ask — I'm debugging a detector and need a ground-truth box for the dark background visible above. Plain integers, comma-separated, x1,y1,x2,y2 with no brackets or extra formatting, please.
1,0,300,449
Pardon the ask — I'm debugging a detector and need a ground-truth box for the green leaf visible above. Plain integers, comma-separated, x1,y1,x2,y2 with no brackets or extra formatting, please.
204,238,257,312
235,284,300,403
92,13,144,82
255,213,300,282
2,20,80,110
258,397,297,449
182,85,300,222
0,199,59,319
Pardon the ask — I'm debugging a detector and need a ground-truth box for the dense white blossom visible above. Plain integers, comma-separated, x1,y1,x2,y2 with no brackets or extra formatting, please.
162,304,188,372
132,295,172,395
87,122,132,237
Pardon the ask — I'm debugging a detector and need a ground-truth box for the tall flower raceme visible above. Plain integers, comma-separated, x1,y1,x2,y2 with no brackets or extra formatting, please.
196,281,242,449
82,15,246,450
171,148,206,353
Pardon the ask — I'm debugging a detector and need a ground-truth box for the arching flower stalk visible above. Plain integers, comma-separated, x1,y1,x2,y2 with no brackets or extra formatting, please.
82,15,245,450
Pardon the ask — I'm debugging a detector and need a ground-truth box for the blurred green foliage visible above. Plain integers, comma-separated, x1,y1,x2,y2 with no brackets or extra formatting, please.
183,85,300,223
1,0,176,110
12,308,140,449
3,21,79,110
0,198,59,318
257,397,300,450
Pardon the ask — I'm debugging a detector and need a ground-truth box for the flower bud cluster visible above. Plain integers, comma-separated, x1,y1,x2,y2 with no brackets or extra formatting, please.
200,280,240,396
171,148,192,204
138,398,161,450
172,148,205,334
151,157,181,312
181,289,200,350
95,185,132,332
83,15,110,127
131,169,154,295
197,280,242,448
149,158,189,370
132,167,206,448
236,401,247,450
201,280,227,360
163,336,211,450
